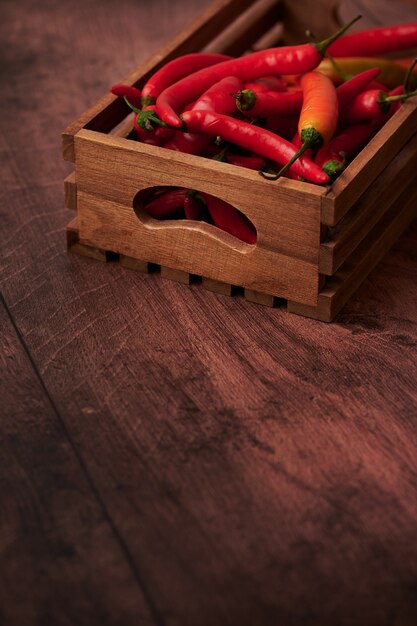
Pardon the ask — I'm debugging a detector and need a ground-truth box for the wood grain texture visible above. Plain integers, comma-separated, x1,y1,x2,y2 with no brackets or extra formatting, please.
1,0,417,625
0,298,157,626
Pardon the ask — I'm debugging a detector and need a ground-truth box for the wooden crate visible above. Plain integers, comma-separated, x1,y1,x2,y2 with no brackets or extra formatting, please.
63,0,417,322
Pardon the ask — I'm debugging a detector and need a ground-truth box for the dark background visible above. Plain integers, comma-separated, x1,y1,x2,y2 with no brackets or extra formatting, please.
1,1,417,625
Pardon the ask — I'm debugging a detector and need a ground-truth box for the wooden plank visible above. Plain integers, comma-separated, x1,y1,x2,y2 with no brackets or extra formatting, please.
160,266,193,284
289,180,417,321
120,254,150,273
244,289,275,306
62,0,254,162
64,171,77,211
74,129,323,306
320,133,417,275
0,299,156,626
202,277,234,296
321,102,417,226
66,216,109,262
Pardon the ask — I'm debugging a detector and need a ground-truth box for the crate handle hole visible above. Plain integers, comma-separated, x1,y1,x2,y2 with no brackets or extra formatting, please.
133,186,257,247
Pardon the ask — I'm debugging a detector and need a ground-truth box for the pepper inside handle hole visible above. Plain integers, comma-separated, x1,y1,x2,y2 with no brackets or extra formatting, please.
133,186,257,246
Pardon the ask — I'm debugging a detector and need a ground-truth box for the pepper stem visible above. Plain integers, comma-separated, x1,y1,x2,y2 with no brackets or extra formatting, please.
138,110,175,131
403,57,417,93
124,97,142,114
305,30,351,82
322,159,345,179
380,87,417,107
324,52,350,82
211,144,230,162
233,89,257,112
260,143,311,180
314,15,362,56
141,95,156,107
261,127,322,180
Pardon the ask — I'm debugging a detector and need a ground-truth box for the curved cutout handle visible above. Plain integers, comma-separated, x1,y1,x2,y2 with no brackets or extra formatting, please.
133,186,257,248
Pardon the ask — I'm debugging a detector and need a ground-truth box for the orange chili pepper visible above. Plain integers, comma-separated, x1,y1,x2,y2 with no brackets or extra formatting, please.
267,71,338,180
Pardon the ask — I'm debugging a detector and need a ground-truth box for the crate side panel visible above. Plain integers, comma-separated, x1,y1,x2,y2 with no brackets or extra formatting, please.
321,102,417,226
314,181,417,321
77,190,320,306
74,131,323,265
320,132,417,275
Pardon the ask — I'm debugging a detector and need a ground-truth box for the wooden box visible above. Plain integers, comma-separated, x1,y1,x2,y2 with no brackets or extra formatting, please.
63,0,417,321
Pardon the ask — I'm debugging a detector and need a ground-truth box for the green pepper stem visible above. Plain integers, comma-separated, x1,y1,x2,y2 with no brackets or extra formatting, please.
305,29,351,82
324,52,350,82
141,95,156,107
380,87,417,106
315,15,362,56
234,89,257,112
261,143,311,180
403,57,417,93
261,127,322,181
322,159,345,179
124,97,142,114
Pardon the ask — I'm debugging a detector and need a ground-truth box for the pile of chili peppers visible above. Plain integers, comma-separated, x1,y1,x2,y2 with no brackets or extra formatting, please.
110,18,417,243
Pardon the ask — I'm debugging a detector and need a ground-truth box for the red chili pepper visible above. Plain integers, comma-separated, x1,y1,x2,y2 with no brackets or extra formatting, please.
244,75,287,93
180,110,330,184
314,121,383,178
226,154,266,170
200,192,256,244
163,76,243,154
345,84,415,124
328,23,417,58
292,132,314,160
156,17,361,127
144,188,187,218
269,71,338,179
336,67,381,113
110,84,142,109
235,89,303,116
140,53,231,106
264,113,299,139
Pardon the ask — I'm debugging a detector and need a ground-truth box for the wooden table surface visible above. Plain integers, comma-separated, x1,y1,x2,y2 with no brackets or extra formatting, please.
1,1,417,625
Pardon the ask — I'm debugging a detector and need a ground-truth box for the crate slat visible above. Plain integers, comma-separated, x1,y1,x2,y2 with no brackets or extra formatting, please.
202,277,234,296
66,217,109,262
244,289,275,306
64,171,77,211
119,255,150,273
320,132,417,275
321,101,417,226
288,181,417,321
160,266,193,285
